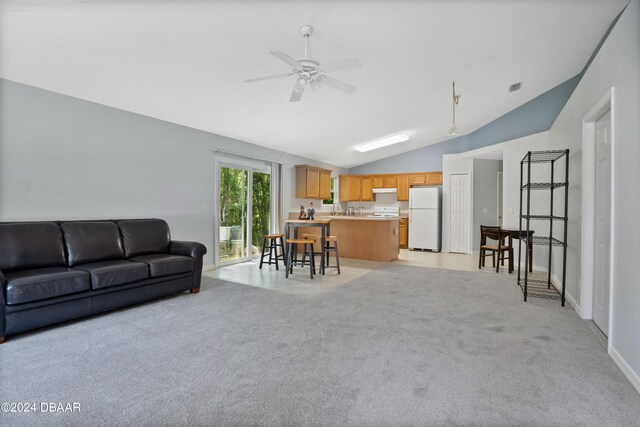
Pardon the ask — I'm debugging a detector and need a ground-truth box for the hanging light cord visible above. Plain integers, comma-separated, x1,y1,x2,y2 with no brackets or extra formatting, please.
452,81,460,127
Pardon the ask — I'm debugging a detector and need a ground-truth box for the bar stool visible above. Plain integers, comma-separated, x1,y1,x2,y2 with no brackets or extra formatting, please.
285,239,315,279
302,234,340,274
259,234,286,270
324,235,341,274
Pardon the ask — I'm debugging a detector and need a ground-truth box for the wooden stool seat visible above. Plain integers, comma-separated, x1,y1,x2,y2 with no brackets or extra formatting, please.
259,233,286,270
265,233,284,239
285,239,315,279
287,238,311,244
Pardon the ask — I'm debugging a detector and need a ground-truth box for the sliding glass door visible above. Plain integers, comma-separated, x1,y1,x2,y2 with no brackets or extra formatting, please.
217,161,271,265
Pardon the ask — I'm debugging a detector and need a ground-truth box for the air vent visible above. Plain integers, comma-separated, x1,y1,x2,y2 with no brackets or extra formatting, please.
509,82,523,92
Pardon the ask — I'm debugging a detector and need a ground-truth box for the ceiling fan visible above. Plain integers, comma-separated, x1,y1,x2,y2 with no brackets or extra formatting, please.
244,25,362,102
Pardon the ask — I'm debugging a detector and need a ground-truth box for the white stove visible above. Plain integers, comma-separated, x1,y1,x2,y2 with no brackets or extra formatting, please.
368,206,400,218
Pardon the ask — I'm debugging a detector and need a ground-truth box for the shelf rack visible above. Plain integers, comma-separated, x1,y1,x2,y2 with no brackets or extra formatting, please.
518,149,569,305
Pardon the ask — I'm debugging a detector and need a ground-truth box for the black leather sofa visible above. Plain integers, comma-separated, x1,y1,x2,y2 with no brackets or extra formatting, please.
0,219,207,343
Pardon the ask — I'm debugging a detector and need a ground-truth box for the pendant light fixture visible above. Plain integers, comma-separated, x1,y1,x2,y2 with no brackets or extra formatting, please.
447,81,461,136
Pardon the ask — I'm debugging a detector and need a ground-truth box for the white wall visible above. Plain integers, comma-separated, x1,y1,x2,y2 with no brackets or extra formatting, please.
548,0,640,388
0,79,347,266
442,132,551,259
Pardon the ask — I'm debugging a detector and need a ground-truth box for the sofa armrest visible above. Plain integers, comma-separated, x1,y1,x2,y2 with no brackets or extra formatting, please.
0,270,6,341
169,241,207,293
169,241,207,259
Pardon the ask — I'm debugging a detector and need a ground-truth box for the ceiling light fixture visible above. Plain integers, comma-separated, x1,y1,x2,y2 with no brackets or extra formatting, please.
447,81,461,136
354,133,410,153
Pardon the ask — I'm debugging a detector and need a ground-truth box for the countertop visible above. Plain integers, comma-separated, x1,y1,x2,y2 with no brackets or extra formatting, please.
327,215,399,221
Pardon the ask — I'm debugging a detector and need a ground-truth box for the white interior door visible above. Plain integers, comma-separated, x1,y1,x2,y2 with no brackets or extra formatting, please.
593,109,611,336
450,173,471,253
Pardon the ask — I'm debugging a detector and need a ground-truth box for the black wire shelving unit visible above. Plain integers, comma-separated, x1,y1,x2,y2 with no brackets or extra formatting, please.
518,150,569,305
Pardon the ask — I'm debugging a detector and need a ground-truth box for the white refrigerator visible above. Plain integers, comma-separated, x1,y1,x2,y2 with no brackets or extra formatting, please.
408,187,441,251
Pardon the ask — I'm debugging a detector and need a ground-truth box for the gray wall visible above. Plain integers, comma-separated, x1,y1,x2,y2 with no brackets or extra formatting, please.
348,75,580,175
472,159,502,251
0,79,346,266
548,0,640,384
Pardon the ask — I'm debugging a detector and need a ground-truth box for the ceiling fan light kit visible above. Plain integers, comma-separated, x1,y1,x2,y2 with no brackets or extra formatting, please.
244,25,361,102
447,81,461,136
354,133,410,153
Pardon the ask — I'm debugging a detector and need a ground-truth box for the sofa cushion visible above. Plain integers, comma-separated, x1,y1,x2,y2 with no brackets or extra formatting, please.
61,221,125,266
72,260,149,290
4,267,91,305
117,219,171,258
0,222,66,272
130,254,194,278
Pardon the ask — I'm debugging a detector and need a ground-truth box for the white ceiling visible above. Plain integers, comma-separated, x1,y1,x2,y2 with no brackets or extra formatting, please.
0,0,627,168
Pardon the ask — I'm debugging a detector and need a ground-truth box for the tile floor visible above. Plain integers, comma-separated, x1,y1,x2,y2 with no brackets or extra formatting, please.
204,250,546,297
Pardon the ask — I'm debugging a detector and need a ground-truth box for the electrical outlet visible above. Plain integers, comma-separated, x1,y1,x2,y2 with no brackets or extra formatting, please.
482,208,488,213
507,207,513,214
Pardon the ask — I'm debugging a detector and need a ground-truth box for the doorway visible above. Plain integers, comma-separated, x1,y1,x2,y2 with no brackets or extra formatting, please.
593,109,611,335
217,160,271,265
450,173,471,253
580,88,615,345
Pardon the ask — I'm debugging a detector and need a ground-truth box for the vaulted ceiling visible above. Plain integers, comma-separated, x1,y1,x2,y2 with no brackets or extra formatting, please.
0,0,627,167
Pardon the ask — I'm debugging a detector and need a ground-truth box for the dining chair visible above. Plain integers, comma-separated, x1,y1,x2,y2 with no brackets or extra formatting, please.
479,225,512,273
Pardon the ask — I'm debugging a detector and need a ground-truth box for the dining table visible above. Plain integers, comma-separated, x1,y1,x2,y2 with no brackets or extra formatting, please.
283,219,332,275
501,228,534,273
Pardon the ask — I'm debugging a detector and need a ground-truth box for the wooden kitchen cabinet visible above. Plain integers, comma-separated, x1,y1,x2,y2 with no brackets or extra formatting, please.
339,175,363,202
396,175,410,201
399,217,408,249
361,176,374,201
425,172,443,185
409,173,427,185
319,170,331,199
383,175,396,188
296,165,332,199
372,175,384,188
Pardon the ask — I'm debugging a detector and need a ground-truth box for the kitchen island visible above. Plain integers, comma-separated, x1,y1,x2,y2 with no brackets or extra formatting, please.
286,215,399,262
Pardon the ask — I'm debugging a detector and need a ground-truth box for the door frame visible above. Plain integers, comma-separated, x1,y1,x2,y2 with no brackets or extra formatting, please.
497,171,503,227
214,156,272,268
580,88,616,349
449,172,472,254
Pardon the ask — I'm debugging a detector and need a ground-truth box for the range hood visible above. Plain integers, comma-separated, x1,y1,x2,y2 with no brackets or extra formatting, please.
373,187,397,194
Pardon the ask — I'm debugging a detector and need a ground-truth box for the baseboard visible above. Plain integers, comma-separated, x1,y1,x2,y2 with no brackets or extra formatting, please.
202,264,216,272
610,347,640,395
548,271,581,314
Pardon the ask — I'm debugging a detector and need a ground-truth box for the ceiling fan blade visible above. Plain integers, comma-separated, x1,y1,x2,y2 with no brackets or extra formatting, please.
270,51,300,68
243,73,291,83
317,75,356,94
289,78,306,102
309,79,321,92
319,58,362,73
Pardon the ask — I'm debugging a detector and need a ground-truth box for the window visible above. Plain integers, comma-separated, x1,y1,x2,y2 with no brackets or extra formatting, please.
323,177,337,205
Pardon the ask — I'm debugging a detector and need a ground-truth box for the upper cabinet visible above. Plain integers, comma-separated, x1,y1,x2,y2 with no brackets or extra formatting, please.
425,172,443,185
338,171,442,202
319,169,331,199
361,176,374,201
383,175,396,188
409,173,426,185
396,175,410,201
339,175,363,202
296,165,332,199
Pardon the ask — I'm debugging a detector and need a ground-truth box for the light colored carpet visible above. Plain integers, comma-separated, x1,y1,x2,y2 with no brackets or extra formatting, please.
1,264,639,426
